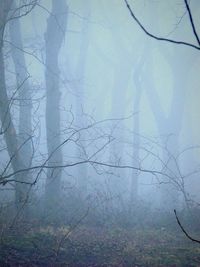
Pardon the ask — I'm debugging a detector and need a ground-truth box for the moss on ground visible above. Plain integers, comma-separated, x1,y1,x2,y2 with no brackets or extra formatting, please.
0,226,200,266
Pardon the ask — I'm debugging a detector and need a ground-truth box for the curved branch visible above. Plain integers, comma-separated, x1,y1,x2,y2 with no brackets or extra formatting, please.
184,0,200,46
124,0,200,51
174,209,200,244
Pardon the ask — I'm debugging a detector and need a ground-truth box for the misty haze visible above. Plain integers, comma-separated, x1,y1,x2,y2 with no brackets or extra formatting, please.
0,0,200,266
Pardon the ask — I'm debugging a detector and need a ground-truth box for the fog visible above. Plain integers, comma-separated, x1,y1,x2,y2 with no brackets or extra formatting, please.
0,0,200,266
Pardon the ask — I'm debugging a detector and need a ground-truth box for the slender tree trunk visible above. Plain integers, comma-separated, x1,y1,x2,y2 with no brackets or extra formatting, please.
129,46,146,211
144,47,190,209
74,2,91,197
9,0,33,184
109,61,132,204
0,0,29,210
45,0,67,209
0,46,27,209
129,72,143,211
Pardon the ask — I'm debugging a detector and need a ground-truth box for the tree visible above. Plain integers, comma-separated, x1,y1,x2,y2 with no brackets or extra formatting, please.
0,0,29,210
65,0,91,197
45,0,68,209
129,44,145,211
125,0,200,240
9,0,34,205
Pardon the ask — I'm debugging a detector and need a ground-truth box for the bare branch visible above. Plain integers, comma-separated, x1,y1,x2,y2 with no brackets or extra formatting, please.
184,0,200,46
174,209,200,244
124,0,200,50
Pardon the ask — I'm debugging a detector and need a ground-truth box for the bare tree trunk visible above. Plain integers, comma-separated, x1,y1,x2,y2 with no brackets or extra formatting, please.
9,0,33,185
129,70,143,211
44,0,67,209
74,1,91,197
143,45,194,209
109,60,132,204
0,0,30,210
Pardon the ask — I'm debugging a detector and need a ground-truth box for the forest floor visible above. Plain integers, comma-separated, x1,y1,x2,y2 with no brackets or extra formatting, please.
0,225,200,267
